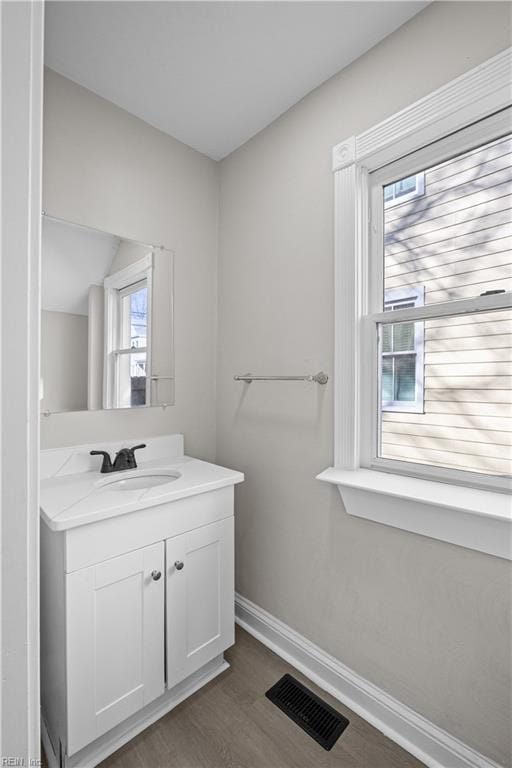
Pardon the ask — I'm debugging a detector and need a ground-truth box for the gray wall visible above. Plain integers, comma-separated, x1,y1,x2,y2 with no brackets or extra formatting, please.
41,310,88,413
216,3,512,765
42,68,218,460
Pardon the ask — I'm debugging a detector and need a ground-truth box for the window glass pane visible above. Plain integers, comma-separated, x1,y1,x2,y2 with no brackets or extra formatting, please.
120,283,147,349
382,357,393,401
130,287,147,348
381,324,392,353
394,355,416,400
130,352,147,406
384,175,424,209
393,322,415,352
380,314,423,412
383,134,512,305
378,309,512,477
117,352,147,408
394,176,417,197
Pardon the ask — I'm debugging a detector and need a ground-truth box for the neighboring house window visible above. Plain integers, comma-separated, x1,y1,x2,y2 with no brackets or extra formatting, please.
381,288,424,413
384,173,424,208
104,254,153,409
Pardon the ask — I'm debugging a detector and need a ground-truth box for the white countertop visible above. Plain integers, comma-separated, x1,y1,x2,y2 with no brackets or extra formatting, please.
41,454,244,532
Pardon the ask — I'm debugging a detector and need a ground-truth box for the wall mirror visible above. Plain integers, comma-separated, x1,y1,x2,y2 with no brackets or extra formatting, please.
41,215,174,414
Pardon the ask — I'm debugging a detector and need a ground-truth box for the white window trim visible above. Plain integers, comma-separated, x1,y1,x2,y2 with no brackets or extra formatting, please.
381,285,424,413
384,172,424,208
103,253,153,409
318,47,512,560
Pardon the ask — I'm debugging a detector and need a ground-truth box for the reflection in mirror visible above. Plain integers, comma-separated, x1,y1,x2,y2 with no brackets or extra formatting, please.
41,215,174,413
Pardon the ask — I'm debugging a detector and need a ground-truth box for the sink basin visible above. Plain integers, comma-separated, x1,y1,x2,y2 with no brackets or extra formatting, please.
98,470,181,491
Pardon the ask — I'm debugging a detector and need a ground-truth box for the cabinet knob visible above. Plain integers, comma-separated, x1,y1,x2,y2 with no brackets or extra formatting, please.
174,560,184,571
151,570,162,581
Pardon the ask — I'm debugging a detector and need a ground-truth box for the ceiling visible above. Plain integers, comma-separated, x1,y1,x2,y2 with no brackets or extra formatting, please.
45,1,428,160
42,217,118,315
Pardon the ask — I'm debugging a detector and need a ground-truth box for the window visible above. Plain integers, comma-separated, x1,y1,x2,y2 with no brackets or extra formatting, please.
366,116,512,491
381,287,424,412
383,172,425,208
104,255,153,409
325,54,512,557
117,280,149,407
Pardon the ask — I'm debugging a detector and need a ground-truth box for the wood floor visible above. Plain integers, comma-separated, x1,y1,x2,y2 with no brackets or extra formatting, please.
94,627,425,768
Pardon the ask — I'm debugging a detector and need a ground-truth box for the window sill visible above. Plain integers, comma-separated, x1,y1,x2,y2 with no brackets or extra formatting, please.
316,467,511,560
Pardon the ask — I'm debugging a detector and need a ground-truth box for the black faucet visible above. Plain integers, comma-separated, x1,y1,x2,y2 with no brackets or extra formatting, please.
90,444,146,473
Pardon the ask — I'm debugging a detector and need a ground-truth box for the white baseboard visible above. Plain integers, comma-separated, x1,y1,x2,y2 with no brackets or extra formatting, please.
235,593,503,768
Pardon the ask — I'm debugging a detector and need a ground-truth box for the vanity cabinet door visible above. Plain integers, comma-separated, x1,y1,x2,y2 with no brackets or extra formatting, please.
166,517,234,688
66,542,165,755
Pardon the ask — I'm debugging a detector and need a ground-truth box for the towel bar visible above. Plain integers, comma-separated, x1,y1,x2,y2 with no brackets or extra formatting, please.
234,372,328,384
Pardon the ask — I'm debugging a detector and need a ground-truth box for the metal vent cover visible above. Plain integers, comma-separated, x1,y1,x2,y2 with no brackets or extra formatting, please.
265,674,349,750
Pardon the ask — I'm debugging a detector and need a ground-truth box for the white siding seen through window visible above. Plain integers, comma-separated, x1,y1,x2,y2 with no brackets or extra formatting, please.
373,130,512,481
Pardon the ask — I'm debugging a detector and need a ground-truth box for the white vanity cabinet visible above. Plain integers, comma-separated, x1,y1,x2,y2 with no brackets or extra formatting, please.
166,517,234,688
64,520,235,755
40,439,243,768
66,542,166,755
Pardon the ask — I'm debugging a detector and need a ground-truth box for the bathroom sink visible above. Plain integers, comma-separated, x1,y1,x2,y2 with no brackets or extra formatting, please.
98,470,181,491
